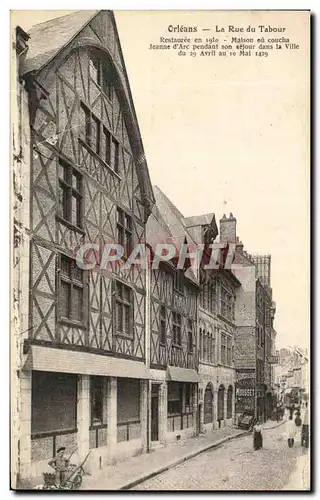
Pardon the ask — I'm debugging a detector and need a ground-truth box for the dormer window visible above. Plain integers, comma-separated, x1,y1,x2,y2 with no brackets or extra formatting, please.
89,54,113,100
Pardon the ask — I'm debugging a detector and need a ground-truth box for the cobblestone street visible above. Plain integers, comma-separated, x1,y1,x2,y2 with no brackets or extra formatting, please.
133,425,310,491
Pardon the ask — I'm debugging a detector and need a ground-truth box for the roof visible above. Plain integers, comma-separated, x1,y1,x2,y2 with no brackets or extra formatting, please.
184,214,215,228
18,10,155,214
147,186,199,284
20,10,99,75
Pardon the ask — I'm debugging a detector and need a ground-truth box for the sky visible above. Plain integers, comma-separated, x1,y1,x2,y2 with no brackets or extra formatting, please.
11,10,310,350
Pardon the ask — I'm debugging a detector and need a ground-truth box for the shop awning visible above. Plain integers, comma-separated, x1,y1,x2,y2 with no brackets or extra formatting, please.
22,345,151,379
166,366,200,383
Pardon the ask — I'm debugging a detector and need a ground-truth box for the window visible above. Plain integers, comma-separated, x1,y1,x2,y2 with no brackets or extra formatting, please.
58,160,83,228
221,334,227,365
103,127,111,165
167,382,182,415
203,332,207,361
209,281,216,314
172,312,182,346
117,208,132,257
91,114,101,155
89,57,101,84
111,136,119,173
227,386,233,419
185,384,191,409
187,319,193,352
80,103,101,154
91,376,103,425
89,55,113,100
174,271,184,294
115,281,133,337
59,255,84,323
160,305,166,344
227,336,232,365
221,288,234,321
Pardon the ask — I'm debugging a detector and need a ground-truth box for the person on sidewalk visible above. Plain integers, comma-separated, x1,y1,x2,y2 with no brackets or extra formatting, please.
48,446,69,487
253,420,263,450
286,415,296,448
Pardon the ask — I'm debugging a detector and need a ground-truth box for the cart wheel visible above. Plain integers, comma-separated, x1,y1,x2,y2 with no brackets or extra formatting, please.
72,474,82,490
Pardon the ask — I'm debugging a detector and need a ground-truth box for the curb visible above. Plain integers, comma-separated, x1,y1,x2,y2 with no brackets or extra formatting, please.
120,430,248,490
264,420,286,431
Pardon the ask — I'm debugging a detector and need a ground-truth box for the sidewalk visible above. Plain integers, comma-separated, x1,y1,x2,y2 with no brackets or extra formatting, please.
81,421,284,491
81,420,284,490
282,452,310,490
82,426,244,490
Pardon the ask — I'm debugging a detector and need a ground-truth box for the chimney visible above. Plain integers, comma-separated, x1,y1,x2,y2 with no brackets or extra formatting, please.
219,213,237,244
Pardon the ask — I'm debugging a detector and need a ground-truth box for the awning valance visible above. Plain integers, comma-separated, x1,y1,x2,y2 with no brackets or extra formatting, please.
23,345,151,380
166,366,200,383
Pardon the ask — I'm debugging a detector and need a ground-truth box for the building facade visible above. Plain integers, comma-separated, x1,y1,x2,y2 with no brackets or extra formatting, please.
219,215,278,421
12,11,156,487
147,187,200,446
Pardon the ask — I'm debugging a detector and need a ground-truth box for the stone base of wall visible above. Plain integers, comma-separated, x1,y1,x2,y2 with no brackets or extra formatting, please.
166,426,196,445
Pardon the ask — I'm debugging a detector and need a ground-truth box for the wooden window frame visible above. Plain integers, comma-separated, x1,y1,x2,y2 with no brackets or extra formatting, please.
221,333,227,365
90,376,104,426
187,319,193,353
172,312,182,347
58,159,83,230
117,208,133,257
89,54,113,101
59,254,85,326
115,281,134,339
227,336,232,366
160,304,166,345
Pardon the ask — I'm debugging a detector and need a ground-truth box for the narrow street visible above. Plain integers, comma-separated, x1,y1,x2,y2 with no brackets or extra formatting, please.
133,425,310,491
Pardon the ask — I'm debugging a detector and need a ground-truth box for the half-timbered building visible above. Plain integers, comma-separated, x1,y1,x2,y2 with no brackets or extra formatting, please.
13,11,155,486
146,186,200,446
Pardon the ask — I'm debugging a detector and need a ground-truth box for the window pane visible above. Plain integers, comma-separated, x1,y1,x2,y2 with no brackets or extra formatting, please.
72,285,83,321
125,231,132,256
111,138,119,171
124,305,130,334
71,195,78,227
91,377,103,424
60,280,70,318
89,58,100,84
58,161,67,181
72,261,83,282
91,116,100,154
116,282,122,299
59,184,69,220
160,320,166,344
72,172,81,191
104,128,111,164
123,286,131,303
61,255,70,277
116,301,123,331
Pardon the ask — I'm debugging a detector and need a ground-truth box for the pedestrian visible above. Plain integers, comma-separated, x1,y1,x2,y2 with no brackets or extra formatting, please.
285,415,296,448
48,446,69,487
301,402,309,448
253,420,263,450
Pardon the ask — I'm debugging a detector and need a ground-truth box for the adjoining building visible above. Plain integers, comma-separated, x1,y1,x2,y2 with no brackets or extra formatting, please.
12,11,155,488
146,186,201,446
219,215,278,422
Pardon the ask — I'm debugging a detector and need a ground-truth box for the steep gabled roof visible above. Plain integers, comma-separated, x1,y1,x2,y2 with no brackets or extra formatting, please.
147,186,199,285
18,10,155,216
21,10,99,75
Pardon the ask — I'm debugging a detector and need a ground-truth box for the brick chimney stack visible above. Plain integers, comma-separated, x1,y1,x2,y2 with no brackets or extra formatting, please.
219,213,237,243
